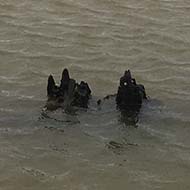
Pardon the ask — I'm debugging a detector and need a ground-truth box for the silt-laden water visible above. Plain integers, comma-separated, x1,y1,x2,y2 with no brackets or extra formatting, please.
0,0,190,189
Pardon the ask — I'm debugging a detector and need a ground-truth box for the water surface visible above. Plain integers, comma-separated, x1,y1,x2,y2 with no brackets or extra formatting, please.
0,0,190,189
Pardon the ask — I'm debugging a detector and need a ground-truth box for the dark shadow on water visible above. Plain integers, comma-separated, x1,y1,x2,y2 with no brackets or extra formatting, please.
118,109,140,128
39,107,81,125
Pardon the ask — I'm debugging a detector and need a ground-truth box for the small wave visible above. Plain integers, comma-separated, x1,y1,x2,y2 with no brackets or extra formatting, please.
141,100,190,124
0,108,14,113
0,75,20,83
142,31,190,47
0,90,35,100
0,127,36,136
23,30,66,40
0,49,25,56
146,76,189,83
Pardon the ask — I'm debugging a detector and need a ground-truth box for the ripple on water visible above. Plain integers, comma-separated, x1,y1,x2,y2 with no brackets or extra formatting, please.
0,0,190,189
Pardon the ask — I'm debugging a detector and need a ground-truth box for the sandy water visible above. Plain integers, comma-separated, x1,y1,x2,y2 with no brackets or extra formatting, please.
0,0,190,189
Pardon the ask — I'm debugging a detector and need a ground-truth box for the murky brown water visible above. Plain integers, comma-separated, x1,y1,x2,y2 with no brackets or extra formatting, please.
0,0,190,189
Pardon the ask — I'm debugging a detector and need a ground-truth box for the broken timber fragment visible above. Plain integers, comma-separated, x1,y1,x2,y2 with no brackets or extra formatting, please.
116,70,147,112
46,68,91,111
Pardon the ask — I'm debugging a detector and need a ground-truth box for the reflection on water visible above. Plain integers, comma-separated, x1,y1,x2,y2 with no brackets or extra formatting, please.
0,0,190,189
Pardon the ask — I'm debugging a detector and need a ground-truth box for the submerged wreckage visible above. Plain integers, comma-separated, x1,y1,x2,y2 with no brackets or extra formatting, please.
46,68,91,111
116,70,147,112
45,68,147,116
